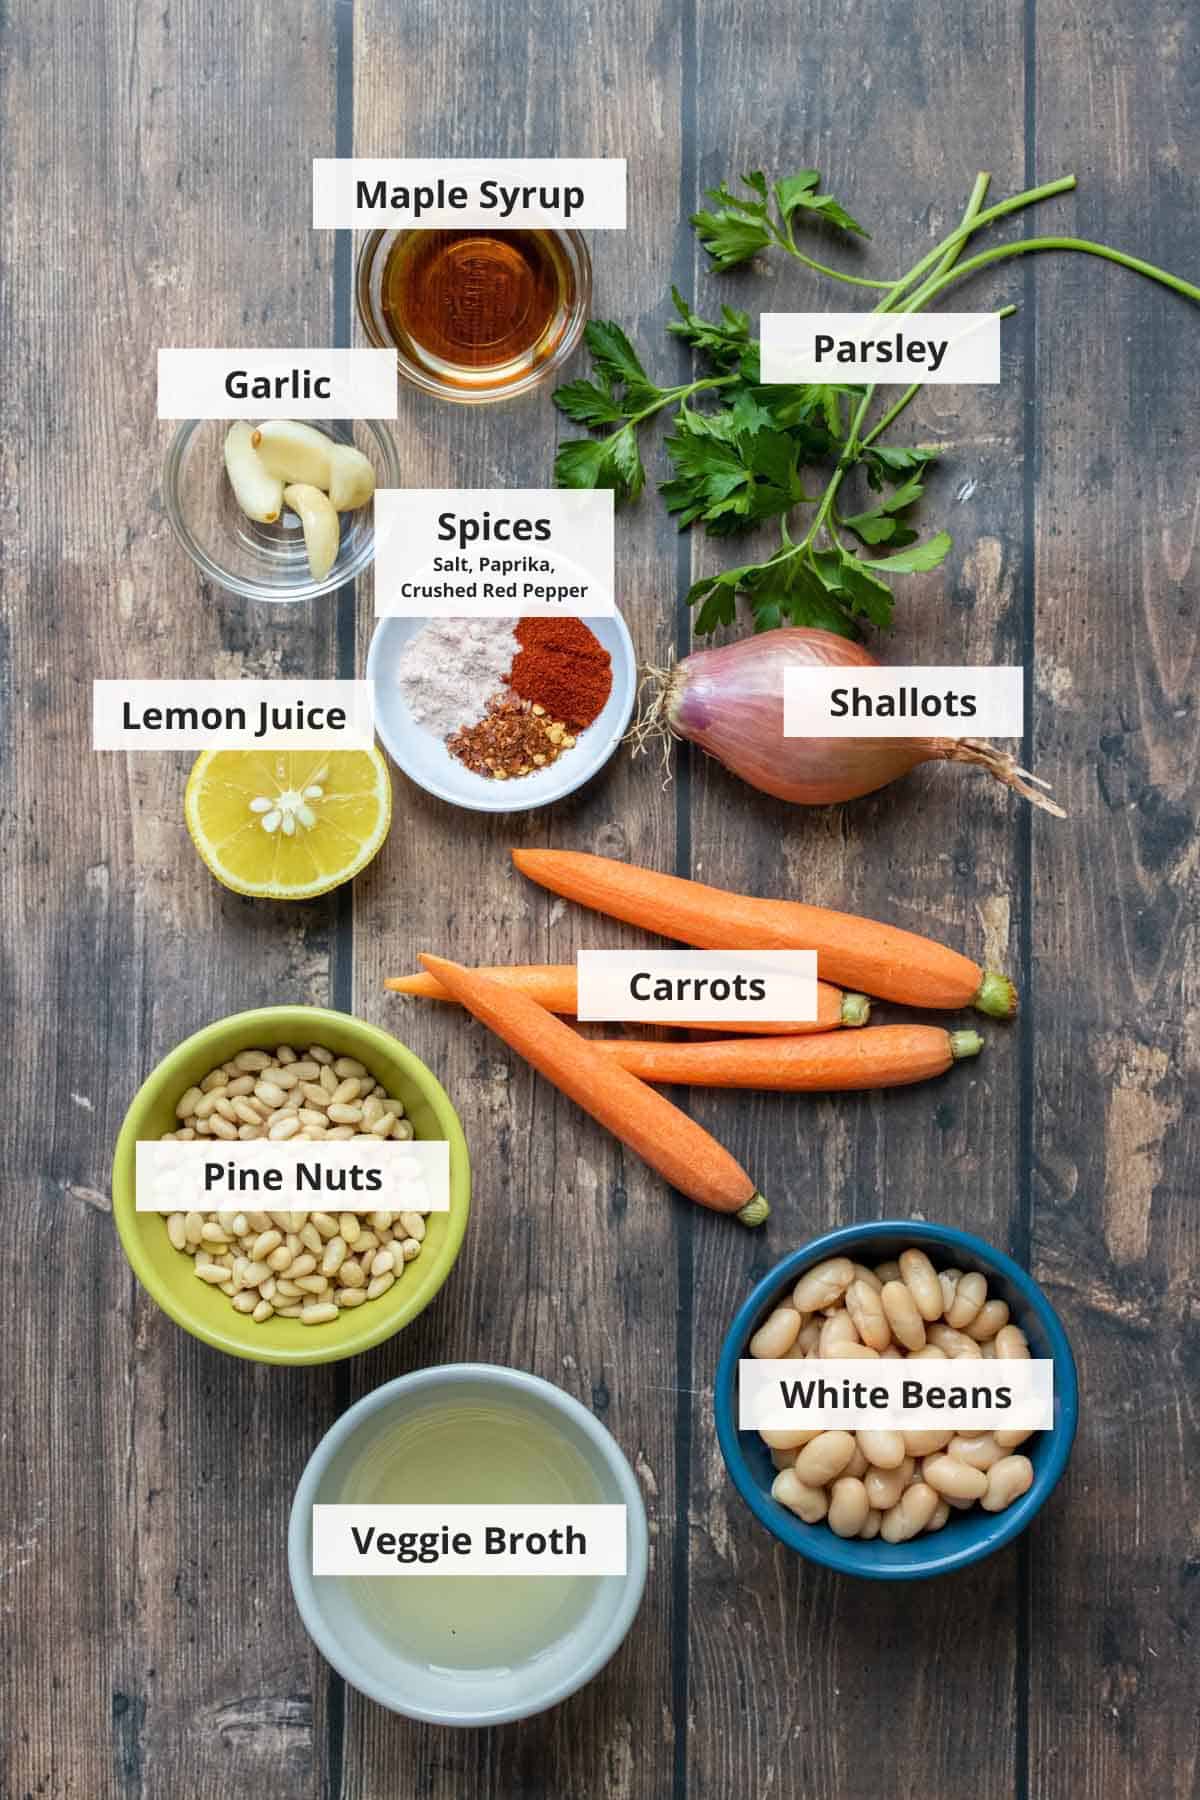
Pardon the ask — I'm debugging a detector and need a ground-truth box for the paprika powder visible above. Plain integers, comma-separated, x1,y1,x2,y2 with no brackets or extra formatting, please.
507,617,612,730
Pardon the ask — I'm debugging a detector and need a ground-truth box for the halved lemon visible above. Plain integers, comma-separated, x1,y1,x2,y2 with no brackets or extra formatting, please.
185,747,392,899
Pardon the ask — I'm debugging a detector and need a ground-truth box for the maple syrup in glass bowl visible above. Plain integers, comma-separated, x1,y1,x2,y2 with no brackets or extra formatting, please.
356,228,590,403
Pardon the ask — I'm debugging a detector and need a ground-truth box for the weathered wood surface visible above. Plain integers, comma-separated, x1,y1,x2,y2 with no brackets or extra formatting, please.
1,0,1196,1796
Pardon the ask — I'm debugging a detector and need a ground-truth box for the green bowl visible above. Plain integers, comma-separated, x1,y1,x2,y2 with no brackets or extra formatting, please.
112,1006,471,1366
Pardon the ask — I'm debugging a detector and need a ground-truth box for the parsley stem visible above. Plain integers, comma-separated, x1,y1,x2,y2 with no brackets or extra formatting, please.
901,236,1200,314
631,374,736,427
778,242,894,291
857,174,994,453
875,175,1078,314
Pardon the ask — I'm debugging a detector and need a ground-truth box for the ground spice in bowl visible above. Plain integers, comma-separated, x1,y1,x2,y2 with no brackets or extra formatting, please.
395,613,615,782
507,618,612,730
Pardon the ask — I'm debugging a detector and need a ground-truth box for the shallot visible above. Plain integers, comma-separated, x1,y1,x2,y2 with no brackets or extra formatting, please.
633,628,1061,813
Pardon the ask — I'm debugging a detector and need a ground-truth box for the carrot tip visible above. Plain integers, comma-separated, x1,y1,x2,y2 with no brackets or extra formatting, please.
841,993,872,1028
950,1029,985,1061
974,971,1019,1020
737,1194,770,1228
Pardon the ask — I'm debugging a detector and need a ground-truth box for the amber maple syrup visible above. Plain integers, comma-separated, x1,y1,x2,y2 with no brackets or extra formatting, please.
378,229,575,392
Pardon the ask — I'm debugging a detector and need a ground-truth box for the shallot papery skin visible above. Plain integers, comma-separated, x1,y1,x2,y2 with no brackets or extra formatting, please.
661,629,1059,811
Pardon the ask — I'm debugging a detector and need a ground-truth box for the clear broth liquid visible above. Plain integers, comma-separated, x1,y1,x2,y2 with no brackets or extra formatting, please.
338,1398,603,1672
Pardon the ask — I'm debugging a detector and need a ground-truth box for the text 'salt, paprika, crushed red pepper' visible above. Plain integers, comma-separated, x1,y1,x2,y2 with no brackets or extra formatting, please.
507,617,613,730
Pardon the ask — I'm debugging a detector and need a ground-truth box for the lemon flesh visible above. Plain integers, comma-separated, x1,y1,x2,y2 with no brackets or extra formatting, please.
185,748,392,899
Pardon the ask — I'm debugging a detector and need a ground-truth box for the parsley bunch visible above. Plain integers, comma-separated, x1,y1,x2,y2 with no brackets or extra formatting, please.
553,166,1200,637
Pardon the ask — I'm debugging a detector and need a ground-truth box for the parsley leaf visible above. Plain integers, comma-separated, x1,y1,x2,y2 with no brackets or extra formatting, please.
582,320,651,391
861,531,953,574
553,376,626,427
691,174,777,272
773,170,868,239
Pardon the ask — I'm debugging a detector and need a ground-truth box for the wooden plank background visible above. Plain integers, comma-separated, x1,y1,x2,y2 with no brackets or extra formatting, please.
1,0,1196,1796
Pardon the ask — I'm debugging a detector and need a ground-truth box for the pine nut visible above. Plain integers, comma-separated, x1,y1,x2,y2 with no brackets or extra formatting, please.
156,1042,429,1329
321,1237,348,1276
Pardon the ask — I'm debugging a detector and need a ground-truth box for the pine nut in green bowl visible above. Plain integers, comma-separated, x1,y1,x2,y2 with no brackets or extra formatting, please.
112,1007,471,1365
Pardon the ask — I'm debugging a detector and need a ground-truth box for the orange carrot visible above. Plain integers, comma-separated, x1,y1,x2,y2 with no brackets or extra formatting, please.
590,1024,983,1090
386,963,869,1035
419,955,768,1225
511,849,1016,1018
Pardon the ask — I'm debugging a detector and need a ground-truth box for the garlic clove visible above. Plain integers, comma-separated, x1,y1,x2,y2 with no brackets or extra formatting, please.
326,442,377,511
223,421,284,524
283,483,340,582
253,419,335,489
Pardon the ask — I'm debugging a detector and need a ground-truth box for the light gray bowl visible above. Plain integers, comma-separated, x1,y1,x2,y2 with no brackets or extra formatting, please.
366,610,637,813
287,1363,649,1725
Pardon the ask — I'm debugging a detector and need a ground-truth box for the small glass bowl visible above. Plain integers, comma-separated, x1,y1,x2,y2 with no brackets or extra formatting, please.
355,228,592,405
163,417,401,603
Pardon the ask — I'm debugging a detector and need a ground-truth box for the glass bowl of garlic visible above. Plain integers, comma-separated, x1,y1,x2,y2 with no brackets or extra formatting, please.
163,417,400,603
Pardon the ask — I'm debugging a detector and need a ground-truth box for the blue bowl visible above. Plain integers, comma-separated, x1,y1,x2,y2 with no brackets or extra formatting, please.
715,1221,1078,1581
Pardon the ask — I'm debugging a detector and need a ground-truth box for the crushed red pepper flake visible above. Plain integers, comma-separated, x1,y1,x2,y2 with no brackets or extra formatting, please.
447,694,576,780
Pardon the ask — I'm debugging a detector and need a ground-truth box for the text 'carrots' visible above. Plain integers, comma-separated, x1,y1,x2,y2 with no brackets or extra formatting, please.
590,1024,984,1090
418,954,767,1226
510,849,1017,1018
386,963,869,1035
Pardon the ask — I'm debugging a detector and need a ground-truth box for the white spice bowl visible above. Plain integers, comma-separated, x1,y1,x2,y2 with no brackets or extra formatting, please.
366,610,637,813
